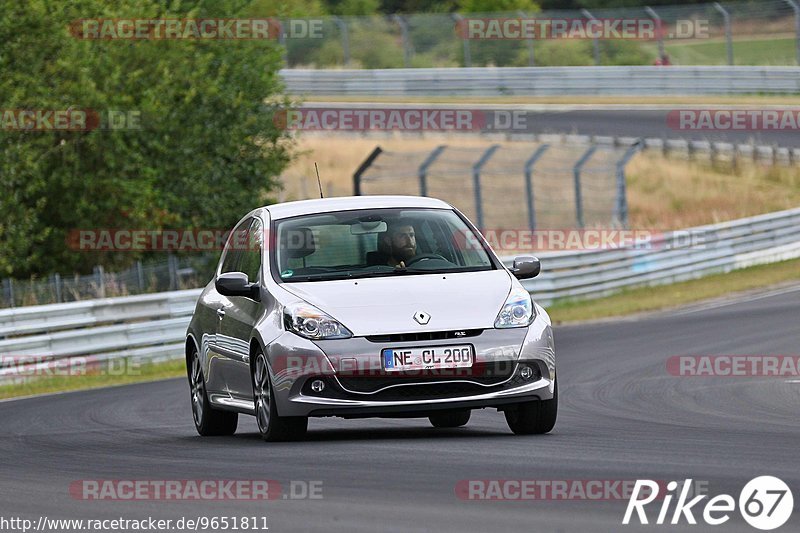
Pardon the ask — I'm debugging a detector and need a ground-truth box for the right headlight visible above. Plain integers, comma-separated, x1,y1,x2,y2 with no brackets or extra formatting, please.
283,301,353,340
494,286,536,328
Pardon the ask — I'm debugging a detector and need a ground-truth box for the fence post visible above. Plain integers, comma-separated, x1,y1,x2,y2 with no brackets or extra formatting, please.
472,145,500,229
276,19,288,66
3,278,14,308
517,10,535,66
614,140,643,228
136,260,145,293
523,144,550,230
333,17,351,66
452,14,472,67
581,9,601,65
785,0,800,65
168,254,178,291
353,146,383,195
713,2,733,65
52,273,62,303
418,145,447,196
392,15,412,67
644,6,665,60
94,265,106,298
573,145,597,228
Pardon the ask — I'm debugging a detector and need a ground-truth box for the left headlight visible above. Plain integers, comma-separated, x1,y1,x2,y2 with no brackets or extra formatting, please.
283,301,353,340
494,286,536,328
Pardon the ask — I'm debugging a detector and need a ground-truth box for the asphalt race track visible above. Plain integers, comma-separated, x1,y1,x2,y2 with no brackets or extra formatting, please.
1,285,798,533
521,109,800,146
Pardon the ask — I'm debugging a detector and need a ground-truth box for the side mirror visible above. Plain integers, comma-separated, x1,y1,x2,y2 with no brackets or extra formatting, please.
216,272,260,300
510,256,541,280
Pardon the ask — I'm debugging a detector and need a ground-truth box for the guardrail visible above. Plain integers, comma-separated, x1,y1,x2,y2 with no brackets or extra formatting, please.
503,206,800,304
281,66,800,96
1,206,799,385
0,289,201,384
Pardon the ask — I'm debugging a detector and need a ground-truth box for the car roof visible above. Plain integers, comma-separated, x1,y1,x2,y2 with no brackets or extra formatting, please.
264,195,452,220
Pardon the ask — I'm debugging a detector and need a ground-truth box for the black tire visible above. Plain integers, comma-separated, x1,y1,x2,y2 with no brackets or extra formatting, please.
504,379,558,435
188,347,238,436
253,352,308,442
429,409,471,428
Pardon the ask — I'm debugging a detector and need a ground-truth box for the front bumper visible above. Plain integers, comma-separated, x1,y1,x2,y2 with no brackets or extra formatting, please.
265,313,555,418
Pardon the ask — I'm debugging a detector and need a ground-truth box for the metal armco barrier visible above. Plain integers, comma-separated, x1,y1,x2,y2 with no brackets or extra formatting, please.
281,67,800,96
503,206,800,305
1,207,799,384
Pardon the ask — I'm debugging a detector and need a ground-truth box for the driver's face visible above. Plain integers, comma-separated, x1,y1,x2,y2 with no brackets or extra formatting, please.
389,225,416,261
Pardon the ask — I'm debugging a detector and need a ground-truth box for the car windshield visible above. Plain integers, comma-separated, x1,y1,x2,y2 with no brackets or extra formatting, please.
272,207,496,282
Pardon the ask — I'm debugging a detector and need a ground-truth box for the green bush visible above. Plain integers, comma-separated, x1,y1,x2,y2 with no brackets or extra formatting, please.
0,0,292,277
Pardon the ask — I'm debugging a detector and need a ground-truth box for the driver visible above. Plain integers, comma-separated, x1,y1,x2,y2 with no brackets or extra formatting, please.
383,219,417,268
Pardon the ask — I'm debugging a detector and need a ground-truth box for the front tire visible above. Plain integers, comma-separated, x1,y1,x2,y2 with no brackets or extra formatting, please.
189,348,238,436
504,379,558,435
429,409,471,428
253,352,308,442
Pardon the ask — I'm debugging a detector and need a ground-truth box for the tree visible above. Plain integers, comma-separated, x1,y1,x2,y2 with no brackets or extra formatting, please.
0,0,292,277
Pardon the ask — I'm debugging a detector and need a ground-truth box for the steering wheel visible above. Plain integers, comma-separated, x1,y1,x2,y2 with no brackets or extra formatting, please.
405,253,449,266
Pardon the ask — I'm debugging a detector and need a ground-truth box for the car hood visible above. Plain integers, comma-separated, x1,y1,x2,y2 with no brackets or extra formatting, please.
279,270,513,336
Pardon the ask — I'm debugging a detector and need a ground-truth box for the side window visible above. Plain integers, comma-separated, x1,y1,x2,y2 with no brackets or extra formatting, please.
219,218,253,274
238,218,263,282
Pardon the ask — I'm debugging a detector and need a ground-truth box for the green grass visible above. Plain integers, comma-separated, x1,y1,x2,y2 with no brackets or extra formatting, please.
0,358,186,400
547,257,800,324
663,37,797,66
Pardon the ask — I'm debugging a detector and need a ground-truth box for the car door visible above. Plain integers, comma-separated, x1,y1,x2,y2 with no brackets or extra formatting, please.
216,217,265,401
205,216,253,397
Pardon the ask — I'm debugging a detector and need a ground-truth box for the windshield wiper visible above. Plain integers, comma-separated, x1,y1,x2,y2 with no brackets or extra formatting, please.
286,269,426,282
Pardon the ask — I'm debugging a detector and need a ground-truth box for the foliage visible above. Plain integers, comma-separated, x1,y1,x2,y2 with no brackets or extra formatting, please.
0,0,292,277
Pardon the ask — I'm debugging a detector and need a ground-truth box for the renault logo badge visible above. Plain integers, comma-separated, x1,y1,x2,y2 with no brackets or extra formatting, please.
413,311,430,325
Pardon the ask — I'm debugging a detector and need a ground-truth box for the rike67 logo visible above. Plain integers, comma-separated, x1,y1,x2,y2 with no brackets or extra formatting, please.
623,477,793,530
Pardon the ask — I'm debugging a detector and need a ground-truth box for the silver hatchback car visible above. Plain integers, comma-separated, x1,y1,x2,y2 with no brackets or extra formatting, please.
186,196,556,441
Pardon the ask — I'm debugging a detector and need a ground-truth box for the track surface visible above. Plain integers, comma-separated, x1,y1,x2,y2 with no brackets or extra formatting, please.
524,109,799,146
1,286,798,532
307,103,800,146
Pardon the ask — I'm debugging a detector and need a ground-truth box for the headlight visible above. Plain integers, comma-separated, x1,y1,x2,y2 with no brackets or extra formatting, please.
494,286,535,328
283,302,353,340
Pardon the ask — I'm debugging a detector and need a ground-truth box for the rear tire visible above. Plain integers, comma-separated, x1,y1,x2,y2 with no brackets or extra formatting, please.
253,352,308,442
189,347,238,436
504,379,558,435
429,409,471,428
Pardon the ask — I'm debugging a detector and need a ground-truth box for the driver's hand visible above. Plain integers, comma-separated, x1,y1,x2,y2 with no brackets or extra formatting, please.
397,261,406,269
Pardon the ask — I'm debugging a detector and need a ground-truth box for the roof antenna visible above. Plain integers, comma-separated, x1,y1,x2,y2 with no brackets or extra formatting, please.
314,162,324,198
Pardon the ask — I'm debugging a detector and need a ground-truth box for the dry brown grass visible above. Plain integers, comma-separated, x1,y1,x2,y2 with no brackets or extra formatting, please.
279,134,800,230
626,152,800,228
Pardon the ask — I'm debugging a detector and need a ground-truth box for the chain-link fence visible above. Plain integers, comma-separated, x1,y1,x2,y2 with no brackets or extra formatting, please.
354,140,642,230
0,255,217,309
281,0,800,68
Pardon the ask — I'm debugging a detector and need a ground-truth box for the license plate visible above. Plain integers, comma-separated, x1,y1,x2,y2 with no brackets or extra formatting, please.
382,345,474,372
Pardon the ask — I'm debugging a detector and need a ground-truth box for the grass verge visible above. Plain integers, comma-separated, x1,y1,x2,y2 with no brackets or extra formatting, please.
547,257,800,324
0,358,186,401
